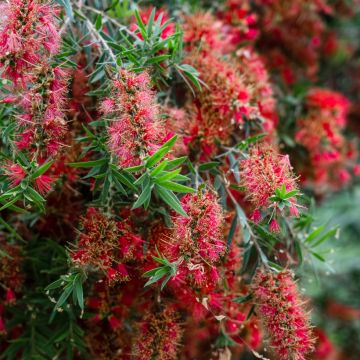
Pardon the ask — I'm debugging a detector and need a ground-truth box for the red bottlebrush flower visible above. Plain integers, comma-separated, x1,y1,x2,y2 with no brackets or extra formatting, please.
183,12,233,54
235,46,279,134
251,209,262,223
101,69,164,167
252,270,314,360
133,304,182,360
254,0,330,83
0,0,60,84
183,51,258,157
34,174,53,195
3,162,26,187
160,190,225,289
71,208,143,283
305,88,350,127
295,88,354,191
15,65,68,156
218,0,259,45
240,144,298,213
269,218,280,232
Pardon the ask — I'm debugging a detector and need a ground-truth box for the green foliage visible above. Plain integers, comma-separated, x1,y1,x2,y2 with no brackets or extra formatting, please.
46,268,87,316
143,248,179,290
1,239,87,359
268,184,300,211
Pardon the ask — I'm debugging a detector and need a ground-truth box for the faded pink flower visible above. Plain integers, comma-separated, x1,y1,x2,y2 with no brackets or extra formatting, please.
101,70,164,167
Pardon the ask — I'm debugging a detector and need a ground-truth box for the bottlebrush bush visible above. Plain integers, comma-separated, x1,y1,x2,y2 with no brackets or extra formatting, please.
0,0,359,359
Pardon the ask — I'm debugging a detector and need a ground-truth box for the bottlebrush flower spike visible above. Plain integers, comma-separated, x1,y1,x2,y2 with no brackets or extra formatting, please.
71,208,143,283
296,88,354,190
34,174,53,195
183,12,231,54
160,190,226,288
133,304,182,360
16,64,68,157
173,190,225,264
0,0,60,85
3,162,26,187
240,144,298,214
101,69,164,167
183,51,259,157
252,269,314,360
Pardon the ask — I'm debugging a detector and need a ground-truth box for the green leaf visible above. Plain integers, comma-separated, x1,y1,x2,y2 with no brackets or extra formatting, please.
134,9,147,39
155,169,181,183
143,266,164,278
164,156,187,170
305,225,326,243
311,227,338,248
146,7,156,37
111,167,137,191
311,251,326,262
30,160,54,180
67,158,108,168
198,162,220,171
134,172,148,186
161,274,172,290
155,185,187,216
227,216,238,248
75,279,84,310
0,194,21,211
45,279,64,291
95,14,102,31
236,133,267,150
159,181,195,193
132,183,152,209
150,160,168,177
124,164,145,173
233,294,252,304
145,54,171,65
295,240,303,265
26,187,46,204
54,286,73,310
282,189,299,199
146,135,177,168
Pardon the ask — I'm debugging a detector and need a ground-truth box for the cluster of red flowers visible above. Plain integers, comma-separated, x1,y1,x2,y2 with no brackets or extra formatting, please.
240,144,299,230
160,190,225,289
296,88,359,190
0,1,359,359
101,69,164,167
71,208,143,283
177,10,277,159
255,0,332,85
134,304,182,360
0,0,60,85
252,270,315,360
15,64,68,158
0,0,67,196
